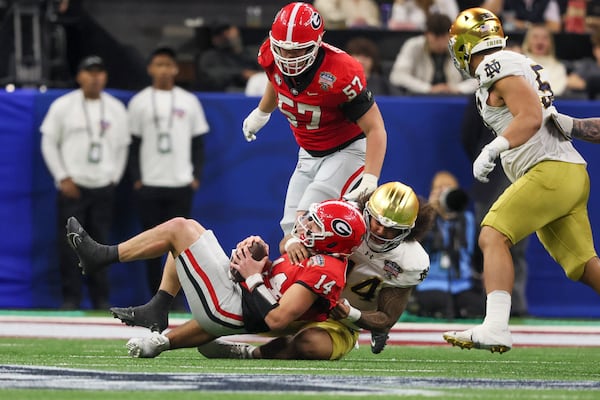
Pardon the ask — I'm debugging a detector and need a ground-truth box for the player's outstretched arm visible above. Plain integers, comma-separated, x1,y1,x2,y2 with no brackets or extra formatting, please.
355,287,412,331
572,118,600,143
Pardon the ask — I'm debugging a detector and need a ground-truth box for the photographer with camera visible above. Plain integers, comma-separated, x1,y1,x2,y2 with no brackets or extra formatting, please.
409,171,485,319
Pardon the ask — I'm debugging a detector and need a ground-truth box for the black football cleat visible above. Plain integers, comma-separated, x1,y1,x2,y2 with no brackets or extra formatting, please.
110,305,169,333
370,331,390,354
65,216,111,275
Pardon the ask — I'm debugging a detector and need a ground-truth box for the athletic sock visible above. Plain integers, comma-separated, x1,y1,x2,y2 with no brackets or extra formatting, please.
482,290,511,331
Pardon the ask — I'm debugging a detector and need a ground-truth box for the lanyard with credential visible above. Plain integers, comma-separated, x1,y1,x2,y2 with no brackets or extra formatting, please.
82,95,105,164
152,89,175,153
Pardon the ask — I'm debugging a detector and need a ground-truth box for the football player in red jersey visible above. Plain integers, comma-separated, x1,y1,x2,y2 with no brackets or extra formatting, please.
65,199,366,357
242,2,388,239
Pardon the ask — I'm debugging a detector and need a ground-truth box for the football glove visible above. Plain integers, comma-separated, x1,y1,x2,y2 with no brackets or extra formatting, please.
344,173,378,201
242,107,271,142
473,136,509,183
370,330,389,354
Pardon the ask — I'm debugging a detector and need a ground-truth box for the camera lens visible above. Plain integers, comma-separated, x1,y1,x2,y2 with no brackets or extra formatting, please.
440,188,469,213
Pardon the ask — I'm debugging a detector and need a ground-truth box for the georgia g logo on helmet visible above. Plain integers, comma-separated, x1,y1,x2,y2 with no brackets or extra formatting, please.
331,218,352,237
310,11,322,30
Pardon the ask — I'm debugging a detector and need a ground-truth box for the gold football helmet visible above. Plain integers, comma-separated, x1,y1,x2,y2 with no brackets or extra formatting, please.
448,7,506,77
364,182,419,252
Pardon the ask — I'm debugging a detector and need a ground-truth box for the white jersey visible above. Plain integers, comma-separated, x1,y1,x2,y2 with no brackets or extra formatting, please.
40,89,130,188
128,86,209,187
344,240,429,313
475,50,586,183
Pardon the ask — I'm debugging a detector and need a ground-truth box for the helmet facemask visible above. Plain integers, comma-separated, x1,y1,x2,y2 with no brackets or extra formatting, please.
270,33,321,76
364,204,413,253
291,208,332,249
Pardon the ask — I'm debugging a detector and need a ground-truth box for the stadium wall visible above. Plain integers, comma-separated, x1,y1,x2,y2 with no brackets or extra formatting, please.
0,89,598,318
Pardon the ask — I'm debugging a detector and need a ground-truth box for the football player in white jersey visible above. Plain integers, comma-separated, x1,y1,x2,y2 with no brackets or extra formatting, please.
443,8,600,353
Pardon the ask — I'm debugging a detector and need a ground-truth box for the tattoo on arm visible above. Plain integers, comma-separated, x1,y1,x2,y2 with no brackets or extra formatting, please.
356,287,412,331
572,119,600,143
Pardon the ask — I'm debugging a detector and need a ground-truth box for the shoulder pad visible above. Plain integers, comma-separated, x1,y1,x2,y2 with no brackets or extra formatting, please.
476,51,526,88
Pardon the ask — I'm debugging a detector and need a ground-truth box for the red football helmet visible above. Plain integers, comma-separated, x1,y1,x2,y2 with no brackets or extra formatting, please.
292,200,366,256
269,2,324,76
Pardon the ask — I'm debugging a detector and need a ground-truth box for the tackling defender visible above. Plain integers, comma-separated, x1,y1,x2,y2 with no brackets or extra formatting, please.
113,182,435,360
66,199,366,353
443,8,600,353
242,2,387,236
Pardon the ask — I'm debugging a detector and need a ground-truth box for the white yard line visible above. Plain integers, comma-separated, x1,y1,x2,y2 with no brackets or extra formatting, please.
1,316,599,347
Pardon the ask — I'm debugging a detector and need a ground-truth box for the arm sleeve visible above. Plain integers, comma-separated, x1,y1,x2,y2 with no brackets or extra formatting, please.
340,89,375,123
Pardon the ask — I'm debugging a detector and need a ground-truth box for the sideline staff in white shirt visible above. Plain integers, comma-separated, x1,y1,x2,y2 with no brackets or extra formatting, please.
40,55,130,310
126,47,210,301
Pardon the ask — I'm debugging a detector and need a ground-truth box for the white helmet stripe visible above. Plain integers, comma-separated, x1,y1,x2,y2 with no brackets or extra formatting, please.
286,2,302,41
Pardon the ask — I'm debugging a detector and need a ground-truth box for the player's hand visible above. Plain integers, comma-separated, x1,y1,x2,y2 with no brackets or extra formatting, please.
59,177,81,199
329,298,351,320
284,237,309,265
242,107,271,142
473,136,509,183
230,244,266,280
343,173,378,201
236,235,268,255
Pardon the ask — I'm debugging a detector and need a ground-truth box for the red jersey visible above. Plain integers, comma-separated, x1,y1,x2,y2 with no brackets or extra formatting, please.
266,253,348,321
242,252,348,332
258,40,370,152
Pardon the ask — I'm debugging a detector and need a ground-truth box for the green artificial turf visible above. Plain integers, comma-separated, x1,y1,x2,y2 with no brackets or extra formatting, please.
1,337,599,399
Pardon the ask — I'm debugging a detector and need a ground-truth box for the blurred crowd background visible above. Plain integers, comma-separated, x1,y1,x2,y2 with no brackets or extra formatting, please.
0,0,599,97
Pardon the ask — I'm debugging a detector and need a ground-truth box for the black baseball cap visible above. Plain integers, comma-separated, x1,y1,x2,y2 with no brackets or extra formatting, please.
78,55,106,72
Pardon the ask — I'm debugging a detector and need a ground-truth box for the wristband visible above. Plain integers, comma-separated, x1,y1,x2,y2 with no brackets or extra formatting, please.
347,305,362,322
255,108,271,118
245,273,264,291
284,237,302,252
486,136,510,158
361,173,378,187
249,283,279,320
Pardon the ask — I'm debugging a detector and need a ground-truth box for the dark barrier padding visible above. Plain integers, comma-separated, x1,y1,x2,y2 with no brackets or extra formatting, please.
1,89,599,317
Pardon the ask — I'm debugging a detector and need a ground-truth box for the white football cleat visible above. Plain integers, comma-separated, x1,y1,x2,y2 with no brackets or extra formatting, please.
197,338,256,359
126,332,170,358
443,325,512,353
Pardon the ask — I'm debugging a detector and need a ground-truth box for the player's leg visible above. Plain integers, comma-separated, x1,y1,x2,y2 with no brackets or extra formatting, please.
290,327,334,359
198,320,358,360
580,257,600,293
279,150,320,235
175,230,247,336
299,142,365,212
67,216,206,275
127,319,218,358
444,161,588,352
111,253,181,332
535,165,599,293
